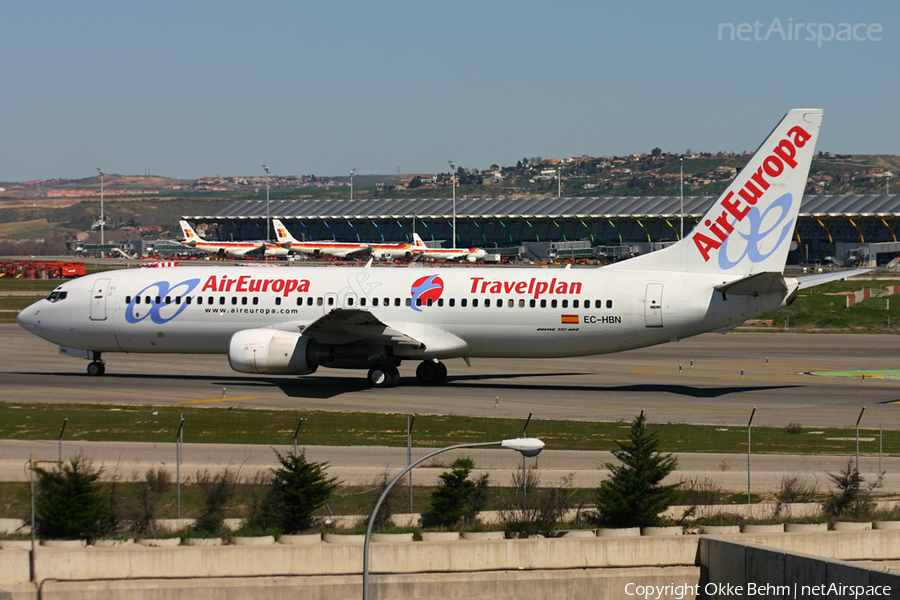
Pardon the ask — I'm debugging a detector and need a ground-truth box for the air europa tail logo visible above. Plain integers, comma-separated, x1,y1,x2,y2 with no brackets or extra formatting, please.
410,275,443,311
693,124,812,265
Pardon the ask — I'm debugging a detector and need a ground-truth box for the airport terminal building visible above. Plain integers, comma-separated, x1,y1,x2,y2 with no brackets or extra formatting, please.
184,194,900,266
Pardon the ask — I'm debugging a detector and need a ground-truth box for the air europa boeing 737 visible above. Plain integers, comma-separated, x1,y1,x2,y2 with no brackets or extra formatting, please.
18,109,864,387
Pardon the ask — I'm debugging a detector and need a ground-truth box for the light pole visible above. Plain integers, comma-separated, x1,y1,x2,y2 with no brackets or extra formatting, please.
350,169,356,200
679,157,684,241
97,168,105,245
363,437,545,600
448,160,456,247
262,165,270,242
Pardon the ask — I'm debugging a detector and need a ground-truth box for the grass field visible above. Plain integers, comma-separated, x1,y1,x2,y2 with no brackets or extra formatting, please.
1,402,894,456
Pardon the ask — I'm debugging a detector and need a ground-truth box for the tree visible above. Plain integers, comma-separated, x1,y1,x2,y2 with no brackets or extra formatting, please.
651,147,662,157
429,458,489,526
35,456,111,540
248,450,339,534
591,413,679,528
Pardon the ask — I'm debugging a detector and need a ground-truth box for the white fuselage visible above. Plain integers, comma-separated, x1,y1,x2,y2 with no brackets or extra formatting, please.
17,264,787,362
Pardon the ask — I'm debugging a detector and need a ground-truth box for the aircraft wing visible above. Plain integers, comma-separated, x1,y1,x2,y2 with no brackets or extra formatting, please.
796,268,872,290
300,309,423,347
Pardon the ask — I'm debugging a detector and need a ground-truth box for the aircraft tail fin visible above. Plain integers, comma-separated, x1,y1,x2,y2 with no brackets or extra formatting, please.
272,219,299,245
411,233,426,248
609,109,823,276
179,220,203,244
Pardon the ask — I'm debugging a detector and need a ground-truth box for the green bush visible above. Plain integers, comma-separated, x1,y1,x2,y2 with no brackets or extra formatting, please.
429,457,489,527
35,456,111,541
591,413,679,528
245,451,339,534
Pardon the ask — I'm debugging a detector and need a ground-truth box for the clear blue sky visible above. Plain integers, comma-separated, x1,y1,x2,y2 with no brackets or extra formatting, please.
3,0,896,181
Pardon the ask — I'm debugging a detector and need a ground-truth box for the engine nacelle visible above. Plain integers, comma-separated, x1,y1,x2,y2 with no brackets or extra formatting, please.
228,329,329,375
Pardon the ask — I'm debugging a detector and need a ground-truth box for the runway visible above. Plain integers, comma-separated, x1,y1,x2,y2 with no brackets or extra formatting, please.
3,324,899,429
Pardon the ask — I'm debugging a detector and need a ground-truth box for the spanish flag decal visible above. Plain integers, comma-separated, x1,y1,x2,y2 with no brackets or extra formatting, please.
561,314,579,325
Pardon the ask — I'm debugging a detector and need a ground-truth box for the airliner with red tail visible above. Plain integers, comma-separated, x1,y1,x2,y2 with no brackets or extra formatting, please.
179,221,289,258
18,109,865,387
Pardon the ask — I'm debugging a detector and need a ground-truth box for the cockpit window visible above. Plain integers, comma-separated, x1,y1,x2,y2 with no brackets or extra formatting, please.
46,291,68,303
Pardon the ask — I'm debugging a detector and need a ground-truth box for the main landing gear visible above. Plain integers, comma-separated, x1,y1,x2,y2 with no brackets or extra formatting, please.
415,360,447,386
367,363,400,388
367,360,448,388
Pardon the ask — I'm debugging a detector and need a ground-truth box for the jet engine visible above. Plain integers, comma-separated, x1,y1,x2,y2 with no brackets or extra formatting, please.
228,329,332,375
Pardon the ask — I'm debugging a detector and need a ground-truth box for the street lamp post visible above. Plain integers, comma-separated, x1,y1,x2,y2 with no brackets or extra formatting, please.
448,160,456,247
350,169,356,200
362,437,545,600
262,165,270,242
679,158,684,241
97,168,105,245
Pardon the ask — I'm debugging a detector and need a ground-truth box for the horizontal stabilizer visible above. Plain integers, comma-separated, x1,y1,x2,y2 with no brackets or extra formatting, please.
796,268,872,290
714,272,788,297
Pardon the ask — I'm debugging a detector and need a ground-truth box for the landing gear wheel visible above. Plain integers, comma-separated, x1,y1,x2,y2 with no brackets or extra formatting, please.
368,364,400,388
87,361,106,376
416,360,447,385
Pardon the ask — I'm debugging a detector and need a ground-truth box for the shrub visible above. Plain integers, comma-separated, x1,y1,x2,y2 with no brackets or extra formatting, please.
245,450,339,534
822,460,882,520
785,422,802,435
590,413,679,528
35,456,110,541
499,472,578,536
429,457,489,527
193,469,236,535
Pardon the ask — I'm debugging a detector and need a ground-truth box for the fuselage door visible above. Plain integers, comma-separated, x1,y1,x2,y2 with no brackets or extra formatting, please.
644,283,663,327
90,278,111,321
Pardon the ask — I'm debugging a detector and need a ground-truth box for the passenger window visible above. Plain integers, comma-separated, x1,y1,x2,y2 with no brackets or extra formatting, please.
165,296,172,305
518,299,524,308
208,297,214,305
461,298,467,307
327,297,335,306
562,299,568,308
175,297,181,305
473,299,479,307
595,300,602,309
155,296,161,304
394,298,400,307
276,297,281,306
573,300,579,309
607,300,613,308
449,298,455,307
426,298,433,307
530,299,536,308
219,297,225,305
405,298,411,306
231,297,238,305
551,300,558,308
296,298,303,306
438,298,444,307
348,297,354,306
360,297,367,306
241,297,247,305
540,299,547,308
416,298,422,307
307,297,313,306
317,297,323,306
253,297,258,305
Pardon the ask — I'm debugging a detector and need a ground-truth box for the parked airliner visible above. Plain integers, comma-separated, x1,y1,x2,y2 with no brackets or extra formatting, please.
410,234,487,262
179,221,289,258
272,218,413,260
19,109,861,387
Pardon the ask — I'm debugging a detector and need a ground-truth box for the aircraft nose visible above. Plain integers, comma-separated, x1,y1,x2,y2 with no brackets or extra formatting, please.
16,303,40,329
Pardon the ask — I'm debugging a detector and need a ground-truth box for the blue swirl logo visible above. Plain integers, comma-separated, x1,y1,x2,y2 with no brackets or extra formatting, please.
718,193,795,270
125,279,201,324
